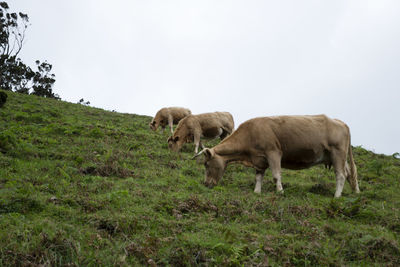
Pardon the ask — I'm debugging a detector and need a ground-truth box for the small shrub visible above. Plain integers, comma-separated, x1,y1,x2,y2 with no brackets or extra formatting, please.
30,114,46,123
344,235,400,263
368,159,388,176
88,127,104,138
365,237,400,262
14,111,29,121
74,155,84,166
46,124,68,135
0,130,17,152
80,162,134,178
48,109,61,118
38,232,78,265
64,126,82,136
0,197,44,214
12,141,37,158
325,197,366,218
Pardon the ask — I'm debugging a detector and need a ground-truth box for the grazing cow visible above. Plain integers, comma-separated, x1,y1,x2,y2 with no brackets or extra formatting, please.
168,112,235,153
149,107,191,134
194,115,360,198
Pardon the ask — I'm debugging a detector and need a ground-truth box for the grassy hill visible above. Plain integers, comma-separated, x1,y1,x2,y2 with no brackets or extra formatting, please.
1,90,400,266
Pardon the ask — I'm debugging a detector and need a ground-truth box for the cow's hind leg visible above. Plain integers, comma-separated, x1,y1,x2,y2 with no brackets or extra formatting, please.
345,162,360,193
267,152,283,193
334,171,346,198
254,170,265,194
331,149,347,198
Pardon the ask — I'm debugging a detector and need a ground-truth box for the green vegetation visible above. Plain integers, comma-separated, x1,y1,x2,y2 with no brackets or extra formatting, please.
1,2,58,98
1,90,399,266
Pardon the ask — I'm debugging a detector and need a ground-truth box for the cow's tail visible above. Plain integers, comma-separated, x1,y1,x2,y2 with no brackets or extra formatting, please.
347,132,360,193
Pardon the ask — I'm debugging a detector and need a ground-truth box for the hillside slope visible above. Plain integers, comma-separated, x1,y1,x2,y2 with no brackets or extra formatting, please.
1,90,400,266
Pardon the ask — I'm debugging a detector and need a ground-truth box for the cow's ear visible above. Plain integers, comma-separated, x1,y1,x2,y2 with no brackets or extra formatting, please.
204,148,214,160
174,136,179,142
167,136,172,142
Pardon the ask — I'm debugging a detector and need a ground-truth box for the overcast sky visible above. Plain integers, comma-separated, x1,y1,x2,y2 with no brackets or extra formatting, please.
11,1,400,155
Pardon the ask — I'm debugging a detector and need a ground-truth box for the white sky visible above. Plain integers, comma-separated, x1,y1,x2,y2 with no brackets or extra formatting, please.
11,0,400,155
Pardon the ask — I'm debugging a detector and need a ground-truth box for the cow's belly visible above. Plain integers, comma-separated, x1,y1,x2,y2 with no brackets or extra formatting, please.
281,148,329,170
202,127,223,138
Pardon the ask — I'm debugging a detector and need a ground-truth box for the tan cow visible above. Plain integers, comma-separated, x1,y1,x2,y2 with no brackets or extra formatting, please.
195,115,360,198
149,107,191,134
168,112,235,153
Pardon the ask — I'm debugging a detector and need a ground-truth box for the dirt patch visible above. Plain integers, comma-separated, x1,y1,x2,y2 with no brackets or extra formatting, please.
80,163,134,178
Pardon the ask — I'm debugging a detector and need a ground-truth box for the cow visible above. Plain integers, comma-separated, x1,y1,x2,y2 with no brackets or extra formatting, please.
194,115,360,198
149,107,191,134
168,112,235,153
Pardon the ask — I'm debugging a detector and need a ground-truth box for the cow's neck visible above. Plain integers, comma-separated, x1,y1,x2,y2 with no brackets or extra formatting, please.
214,140,250,165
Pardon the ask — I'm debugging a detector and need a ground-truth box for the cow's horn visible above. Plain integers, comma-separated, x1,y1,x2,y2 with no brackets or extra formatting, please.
192,149,206,159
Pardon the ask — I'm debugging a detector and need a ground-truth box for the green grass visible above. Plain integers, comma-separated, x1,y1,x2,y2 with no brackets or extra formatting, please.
1,89,400,266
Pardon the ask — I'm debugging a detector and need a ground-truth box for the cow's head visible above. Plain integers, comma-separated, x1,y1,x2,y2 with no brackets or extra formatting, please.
195,148,225,187
149,120,158,131
167,135,183,152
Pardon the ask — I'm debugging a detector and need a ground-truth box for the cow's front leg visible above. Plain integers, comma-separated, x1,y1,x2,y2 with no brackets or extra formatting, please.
272,169,283,193
200,141,205,150
168,115,174,134
254,170,265,194
194,134,201,154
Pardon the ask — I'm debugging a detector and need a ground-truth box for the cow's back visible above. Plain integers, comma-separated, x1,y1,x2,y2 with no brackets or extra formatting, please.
194,112,233,130
266,115,332,151
224,115,349,163
155,107,168,119
168,107,191,119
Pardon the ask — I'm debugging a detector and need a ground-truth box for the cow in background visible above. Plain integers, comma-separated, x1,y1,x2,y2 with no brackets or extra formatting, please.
149,107,191,134
168,112,234,153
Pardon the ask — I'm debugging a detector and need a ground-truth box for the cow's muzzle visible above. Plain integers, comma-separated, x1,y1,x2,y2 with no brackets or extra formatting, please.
204,180,217,188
